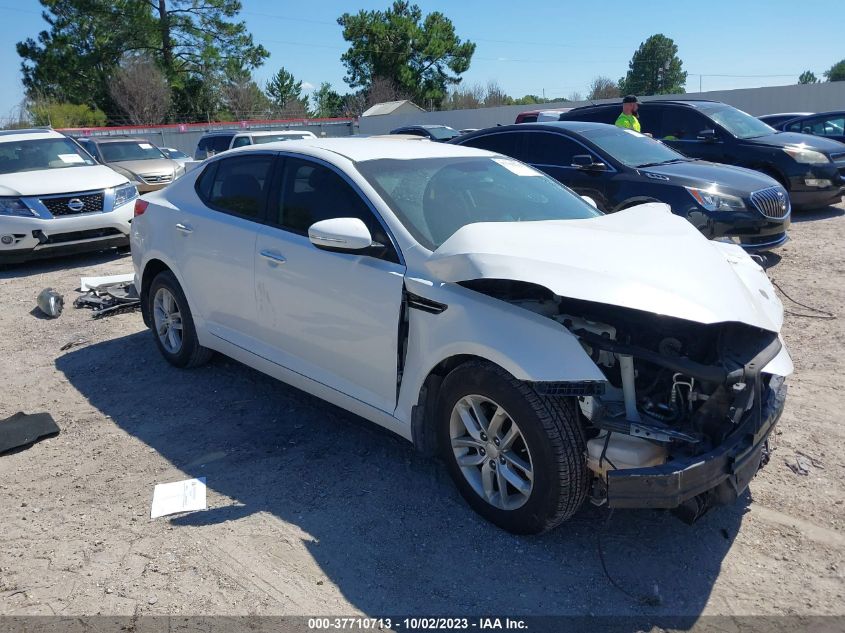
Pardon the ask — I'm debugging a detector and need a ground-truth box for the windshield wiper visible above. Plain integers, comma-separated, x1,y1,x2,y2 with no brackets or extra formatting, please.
635,158,688,168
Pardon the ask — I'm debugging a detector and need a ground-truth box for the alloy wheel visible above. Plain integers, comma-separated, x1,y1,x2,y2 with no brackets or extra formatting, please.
153,287,183,354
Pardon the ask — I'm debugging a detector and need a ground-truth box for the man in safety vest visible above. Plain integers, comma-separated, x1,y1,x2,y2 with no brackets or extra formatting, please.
615,95,641,132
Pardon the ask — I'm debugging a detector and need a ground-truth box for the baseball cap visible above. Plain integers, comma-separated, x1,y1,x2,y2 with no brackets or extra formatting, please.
622,95,639,104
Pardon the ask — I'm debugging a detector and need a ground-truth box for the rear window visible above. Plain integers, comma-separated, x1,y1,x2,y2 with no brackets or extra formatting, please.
196,155,275,219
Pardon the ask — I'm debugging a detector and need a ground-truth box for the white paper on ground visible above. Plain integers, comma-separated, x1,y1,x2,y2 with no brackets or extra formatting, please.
80,273,135,291
150,477,207,519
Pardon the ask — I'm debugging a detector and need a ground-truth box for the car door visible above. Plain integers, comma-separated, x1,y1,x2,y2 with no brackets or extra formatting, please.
253,155,406,414
517,131,613,210
175,153,275,349
786,114,845,144
652,106,732,163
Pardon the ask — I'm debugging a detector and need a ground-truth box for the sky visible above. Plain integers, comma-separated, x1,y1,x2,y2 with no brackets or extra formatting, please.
0,0,842,118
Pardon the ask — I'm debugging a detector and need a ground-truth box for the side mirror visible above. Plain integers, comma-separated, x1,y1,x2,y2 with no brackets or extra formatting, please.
308,217,374,252
571,154,607,170
581,195,598,208
697,129,719,142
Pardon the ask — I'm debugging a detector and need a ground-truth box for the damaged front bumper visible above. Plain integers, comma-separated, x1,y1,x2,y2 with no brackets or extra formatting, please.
606,375,787,511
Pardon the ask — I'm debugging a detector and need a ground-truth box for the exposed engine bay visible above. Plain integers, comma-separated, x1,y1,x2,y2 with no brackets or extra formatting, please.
462,279,786,519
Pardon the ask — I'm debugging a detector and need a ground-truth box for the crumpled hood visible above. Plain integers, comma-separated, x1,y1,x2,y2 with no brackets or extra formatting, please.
0,165,128,196
426,203,784,332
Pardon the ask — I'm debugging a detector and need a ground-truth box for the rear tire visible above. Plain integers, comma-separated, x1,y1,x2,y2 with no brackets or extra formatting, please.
436,361,588,534
148,270,213,368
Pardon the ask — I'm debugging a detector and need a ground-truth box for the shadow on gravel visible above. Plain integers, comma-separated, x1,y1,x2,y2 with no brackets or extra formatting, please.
0,249,129,280
57,332,746,625
790,204,844,223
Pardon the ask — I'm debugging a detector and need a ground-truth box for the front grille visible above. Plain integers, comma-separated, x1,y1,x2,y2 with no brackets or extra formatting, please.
750,186,790,220
41,191,105,216
141,174,173,184
36,227,123,245
831,152,845,179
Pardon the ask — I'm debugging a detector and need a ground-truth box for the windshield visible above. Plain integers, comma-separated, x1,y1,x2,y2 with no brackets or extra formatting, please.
580,126,687,167
0,137,97,174
427,127,460,140
698,103,775,139
252,134,310,144
357,156,601,250
163,148,189,159
98,141,166,162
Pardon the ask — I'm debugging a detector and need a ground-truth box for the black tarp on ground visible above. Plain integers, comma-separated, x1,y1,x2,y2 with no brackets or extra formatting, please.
0,412,60,455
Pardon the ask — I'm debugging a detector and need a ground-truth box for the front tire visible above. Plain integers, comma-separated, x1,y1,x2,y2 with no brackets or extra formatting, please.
148,270,212,368
436,361,588,534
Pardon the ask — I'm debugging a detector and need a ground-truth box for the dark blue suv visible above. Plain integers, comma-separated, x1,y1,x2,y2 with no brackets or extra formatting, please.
452,122,790,250
558,100,845,210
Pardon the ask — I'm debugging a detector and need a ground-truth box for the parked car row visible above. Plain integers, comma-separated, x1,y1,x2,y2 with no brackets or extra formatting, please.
130,136,793,533
759,111,845,145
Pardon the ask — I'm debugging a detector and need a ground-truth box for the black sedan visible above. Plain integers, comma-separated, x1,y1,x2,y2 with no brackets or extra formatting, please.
763,111,845,145
451,122,790,251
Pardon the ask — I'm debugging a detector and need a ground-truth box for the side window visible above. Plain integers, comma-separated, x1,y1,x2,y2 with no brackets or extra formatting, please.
197,155,274,219
211,135,233,154
403,129,427,137
232,136,251,148
274,157,397,261
656,107,710,140
461,132,520,157
791,115,845,137
520,133,586,166
195,138,208,158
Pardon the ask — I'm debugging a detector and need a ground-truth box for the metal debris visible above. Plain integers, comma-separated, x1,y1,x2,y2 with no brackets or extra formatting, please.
36,288,64,318
74,282,140,318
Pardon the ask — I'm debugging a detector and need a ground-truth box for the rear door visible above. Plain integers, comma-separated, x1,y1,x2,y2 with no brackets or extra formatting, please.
175,153,275,349
253,155,406,413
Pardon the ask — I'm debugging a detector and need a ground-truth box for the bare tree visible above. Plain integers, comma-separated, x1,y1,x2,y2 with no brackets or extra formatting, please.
588,76,621,100
483,80,511,107
442,83,485,110
567,91,583,102
222,72,272,120
110,57,171,125
366,76,408,107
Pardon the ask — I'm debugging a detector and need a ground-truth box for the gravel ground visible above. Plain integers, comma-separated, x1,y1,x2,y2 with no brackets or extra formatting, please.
0,202,843,622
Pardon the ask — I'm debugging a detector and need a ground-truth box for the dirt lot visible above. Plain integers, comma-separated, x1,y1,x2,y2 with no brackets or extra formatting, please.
1,203,844,623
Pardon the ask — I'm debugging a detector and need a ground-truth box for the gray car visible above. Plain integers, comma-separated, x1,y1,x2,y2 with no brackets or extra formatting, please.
76,136,185,193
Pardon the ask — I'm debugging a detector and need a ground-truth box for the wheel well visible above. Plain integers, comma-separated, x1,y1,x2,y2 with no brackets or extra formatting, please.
411,354,503,457
757,165,789,190
139,259,171,326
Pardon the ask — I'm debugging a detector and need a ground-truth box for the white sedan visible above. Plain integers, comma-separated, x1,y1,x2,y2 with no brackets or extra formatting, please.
131,139,792,533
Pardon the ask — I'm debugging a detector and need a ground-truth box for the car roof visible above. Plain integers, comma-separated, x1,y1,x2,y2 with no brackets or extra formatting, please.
222,137,494,162
465,121,616,135
237,130,312,137
568,99,722,112
760,112,813,118
784,110,845,118
0,129,65,142
83,136,150,144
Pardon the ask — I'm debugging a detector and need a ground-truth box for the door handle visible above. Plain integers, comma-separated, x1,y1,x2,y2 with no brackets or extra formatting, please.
260,250,286,264
175,223,193,234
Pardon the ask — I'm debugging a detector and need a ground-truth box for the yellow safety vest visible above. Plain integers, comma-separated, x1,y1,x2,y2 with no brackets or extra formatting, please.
615,113,641,133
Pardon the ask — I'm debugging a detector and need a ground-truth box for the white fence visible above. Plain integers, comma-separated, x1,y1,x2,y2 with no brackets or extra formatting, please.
358,82,845,135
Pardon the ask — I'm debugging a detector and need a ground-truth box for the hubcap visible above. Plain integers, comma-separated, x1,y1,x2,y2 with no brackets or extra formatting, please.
449,395,534,510
152,287,183,354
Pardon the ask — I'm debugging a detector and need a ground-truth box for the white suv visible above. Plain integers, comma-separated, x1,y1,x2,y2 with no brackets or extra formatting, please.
194,130,318,159
0,129,137,264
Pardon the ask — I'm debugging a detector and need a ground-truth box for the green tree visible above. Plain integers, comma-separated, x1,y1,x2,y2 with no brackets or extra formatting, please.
266,67,305,113
28,100,107,128
311,82,344,118
618,34,687,96
824,59,845,82
17,0,268,122
798,70,818,84
337,1,475,108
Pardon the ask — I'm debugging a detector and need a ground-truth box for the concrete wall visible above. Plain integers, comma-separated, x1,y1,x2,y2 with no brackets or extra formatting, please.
64,120,356,156
358,82,845,135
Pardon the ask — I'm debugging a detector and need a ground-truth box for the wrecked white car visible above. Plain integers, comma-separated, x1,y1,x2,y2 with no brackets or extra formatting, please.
131,139,792,534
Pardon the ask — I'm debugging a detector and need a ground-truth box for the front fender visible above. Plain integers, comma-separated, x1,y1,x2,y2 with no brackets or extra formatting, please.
394,277,606,424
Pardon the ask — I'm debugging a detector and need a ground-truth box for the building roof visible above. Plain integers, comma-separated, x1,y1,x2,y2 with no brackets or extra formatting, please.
361,100,426,117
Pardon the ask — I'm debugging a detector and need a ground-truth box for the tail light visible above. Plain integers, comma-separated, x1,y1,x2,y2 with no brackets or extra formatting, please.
134,199,149,217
